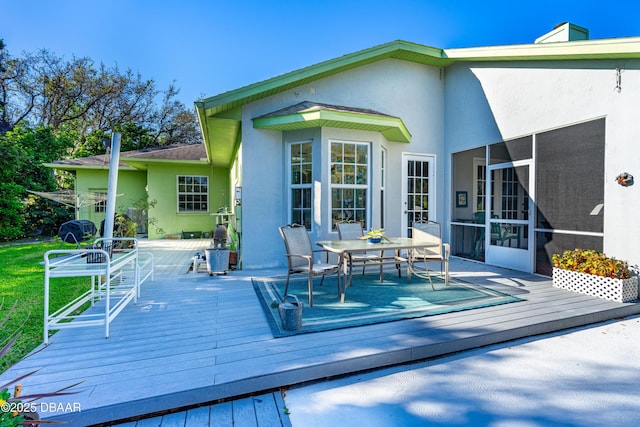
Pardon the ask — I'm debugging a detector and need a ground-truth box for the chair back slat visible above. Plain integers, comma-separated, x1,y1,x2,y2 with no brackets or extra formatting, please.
280,224,313,268
336,222,364,240
412,221,442,257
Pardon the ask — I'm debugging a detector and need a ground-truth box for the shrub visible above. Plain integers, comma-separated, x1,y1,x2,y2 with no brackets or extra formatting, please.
552,249,632,280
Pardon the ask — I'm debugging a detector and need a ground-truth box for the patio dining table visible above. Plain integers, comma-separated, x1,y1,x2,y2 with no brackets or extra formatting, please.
316,237,439,303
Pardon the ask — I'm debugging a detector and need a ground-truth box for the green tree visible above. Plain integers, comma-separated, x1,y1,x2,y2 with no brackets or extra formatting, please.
0,41,202,241
0,126,74,240
0,41,39,134
1,45,201,154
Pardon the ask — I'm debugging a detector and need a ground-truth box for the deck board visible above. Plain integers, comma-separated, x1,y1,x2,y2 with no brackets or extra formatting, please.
1,238,638,427
184,406,210,426
209,401,233,426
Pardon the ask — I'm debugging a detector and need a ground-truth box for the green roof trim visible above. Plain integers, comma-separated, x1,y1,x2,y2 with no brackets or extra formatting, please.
445,36,640,62
196,36,640,168
253,102,411,142
196,41,446,117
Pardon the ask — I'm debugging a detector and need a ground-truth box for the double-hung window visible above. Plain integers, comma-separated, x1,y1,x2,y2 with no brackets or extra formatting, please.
289,141,313,229
330,140,369,230
177,176,209,212
94,191,107,213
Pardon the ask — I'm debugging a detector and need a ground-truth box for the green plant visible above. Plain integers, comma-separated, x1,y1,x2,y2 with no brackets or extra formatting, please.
114,213,137,238
552,249,632,279
227,222,239,252
129,197,164,235
362,228,385,239
111,213,137,249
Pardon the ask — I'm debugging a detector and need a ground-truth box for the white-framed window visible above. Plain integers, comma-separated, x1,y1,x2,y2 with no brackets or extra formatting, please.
94,191,107,213
288,141,313,230
500,167,520,220
330,140,370,230
177,175,208,212
473,158,486,213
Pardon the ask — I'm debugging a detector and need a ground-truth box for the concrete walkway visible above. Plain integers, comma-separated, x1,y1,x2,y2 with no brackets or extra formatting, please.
284,314,640,426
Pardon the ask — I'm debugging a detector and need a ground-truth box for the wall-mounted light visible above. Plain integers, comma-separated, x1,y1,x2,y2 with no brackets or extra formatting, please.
615,172,634,187
615,68,623,93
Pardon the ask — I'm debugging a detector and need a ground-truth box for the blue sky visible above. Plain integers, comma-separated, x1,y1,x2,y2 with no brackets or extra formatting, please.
3,1,640,107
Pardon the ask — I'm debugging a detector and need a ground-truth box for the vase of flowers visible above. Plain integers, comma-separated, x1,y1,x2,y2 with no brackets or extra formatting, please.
361,228,386,244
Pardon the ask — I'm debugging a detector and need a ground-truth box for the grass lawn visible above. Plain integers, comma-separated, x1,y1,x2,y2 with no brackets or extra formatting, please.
1,241,89,373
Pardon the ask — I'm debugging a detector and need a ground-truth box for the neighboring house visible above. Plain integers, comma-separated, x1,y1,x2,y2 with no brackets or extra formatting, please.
46,144,231,239
194,22,640,274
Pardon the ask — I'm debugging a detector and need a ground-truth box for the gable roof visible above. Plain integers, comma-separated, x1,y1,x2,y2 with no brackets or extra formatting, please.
196,35,640,168
46,144,207,171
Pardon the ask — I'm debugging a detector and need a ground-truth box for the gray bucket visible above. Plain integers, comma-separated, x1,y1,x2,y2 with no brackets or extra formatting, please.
205,247,229,275
278,295,303,331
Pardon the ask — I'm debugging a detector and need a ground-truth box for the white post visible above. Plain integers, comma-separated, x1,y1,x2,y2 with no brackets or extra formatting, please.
102,133,121,239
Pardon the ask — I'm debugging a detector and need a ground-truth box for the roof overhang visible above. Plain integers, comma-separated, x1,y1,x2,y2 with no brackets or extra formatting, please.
444,36,640,62
253,102,411,142
43,162,137,172
119,158,209,171
196,110,241,168
46,143,210,172
195,37,640,168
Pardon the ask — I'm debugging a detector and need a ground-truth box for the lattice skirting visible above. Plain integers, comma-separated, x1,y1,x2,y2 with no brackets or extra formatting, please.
552,268,639,303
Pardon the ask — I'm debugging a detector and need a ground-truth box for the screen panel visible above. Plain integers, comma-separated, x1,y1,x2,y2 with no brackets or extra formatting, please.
535,119,605,233
536,231,603,276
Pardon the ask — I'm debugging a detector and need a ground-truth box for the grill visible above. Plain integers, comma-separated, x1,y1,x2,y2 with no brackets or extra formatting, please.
58,220,97,244
213,224,227,247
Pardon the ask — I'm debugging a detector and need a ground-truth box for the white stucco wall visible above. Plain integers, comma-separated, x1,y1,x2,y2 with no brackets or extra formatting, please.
444,60,640,267
240,59,445,269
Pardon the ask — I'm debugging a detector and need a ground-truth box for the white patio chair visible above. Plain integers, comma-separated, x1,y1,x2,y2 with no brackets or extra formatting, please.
279,224,341,306
410,221,450,289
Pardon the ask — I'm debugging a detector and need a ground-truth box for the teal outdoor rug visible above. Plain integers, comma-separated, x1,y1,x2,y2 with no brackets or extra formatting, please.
251,273,523,337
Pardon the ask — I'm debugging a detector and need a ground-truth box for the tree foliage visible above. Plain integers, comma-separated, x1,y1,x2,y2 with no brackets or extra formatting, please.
0,126,74,240
0,39,202,240
0,41,201,153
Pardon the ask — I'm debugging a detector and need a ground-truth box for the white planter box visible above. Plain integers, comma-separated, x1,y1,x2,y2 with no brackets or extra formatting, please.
552,268,638,303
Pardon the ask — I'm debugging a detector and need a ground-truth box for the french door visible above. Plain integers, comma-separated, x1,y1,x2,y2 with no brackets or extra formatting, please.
485,162,533,272
401,154,435,237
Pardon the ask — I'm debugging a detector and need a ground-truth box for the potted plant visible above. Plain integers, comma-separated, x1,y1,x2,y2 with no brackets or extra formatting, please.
360,228,387,244
551,248,638,302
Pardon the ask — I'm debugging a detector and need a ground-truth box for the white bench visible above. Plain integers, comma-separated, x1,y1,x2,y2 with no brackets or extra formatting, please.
43,238,154,343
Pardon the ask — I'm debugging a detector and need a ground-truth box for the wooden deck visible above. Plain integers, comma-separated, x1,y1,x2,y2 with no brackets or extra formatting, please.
2,239,639,426
113,391,291,427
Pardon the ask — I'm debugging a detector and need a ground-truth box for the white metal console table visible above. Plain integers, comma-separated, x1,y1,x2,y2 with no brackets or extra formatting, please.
43,238,154,343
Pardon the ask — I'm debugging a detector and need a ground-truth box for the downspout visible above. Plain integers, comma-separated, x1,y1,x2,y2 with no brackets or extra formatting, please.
102,133,121,240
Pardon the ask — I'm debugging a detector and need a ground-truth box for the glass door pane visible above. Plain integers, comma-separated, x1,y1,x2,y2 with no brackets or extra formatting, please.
486,164,532,272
